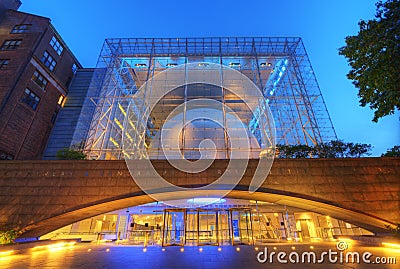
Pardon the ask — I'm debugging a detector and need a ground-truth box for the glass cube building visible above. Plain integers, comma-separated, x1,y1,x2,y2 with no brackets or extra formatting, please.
72,37,336,160
40,37,377,246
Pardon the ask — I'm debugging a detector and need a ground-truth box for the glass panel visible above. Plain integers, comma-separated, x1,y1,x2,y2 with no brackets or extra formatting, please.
162,209,185,246
185,210,198,245
230,208,253,245
198,210,218,246
253,212,281,244
218,210,231,245
129,213,162,246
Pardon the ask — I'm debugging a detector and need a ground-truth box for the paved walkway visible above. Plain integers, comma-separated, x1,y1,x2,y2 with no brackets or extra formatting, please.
0,242,398,268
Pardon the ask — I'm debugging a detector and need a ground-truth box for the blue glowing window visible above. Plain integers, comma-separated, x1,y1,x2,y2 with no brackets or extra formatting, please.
41,51,57,71
50,36,64,55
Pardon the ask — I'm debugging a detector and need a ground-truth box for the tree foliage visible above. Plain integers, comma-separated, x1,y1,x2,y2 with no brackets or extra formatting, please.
381,145,400,156
0,226,19,245
56,148,86,160
338,0,400,122
276,144,314,158
277,140,372,158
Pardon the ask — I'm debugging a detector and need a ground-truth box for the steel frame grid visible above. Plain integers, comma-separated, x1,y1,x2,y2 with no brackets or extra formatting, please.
77,37,337,160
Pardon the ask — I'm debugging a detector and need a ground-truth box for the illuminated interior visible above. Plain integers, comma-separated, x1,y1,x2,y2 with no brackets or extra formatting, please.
41,199,373,245
143,85,266,160
75,37,337,160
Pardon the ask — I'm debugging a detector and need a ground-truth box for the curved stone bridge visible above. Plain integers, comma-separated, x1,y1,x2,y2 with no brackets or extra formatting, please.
0,158,398,238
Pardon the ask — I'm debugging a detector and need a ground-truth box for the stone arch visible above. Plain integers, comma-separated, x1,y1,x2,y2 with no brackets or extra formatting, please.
21,188,393,238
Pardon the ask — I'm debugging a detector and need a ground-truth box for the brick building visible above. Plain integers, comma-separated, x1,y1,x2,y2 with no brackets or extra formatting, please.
0,2,81,159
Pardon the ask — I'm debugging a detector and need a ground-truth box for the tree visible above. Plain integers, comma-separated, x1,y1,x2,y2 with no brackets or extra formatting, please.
316,140,349,158
338,0,400,122
316,140,372,158
56,148,86,160
276,144,314,158
277,140,372,158
381,145,400,156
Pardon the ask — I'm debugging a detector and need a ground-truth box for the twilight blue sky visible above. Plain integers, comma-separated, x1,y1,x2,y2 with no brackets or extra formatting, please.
20,0,399,156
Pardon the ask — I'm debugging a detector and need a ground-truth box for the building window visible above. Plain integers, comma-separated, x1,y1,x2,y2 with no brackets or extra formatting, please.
10,24,31,34
72,63,78,74
51,110,59,124
0,150,14,160
21,88,40,110
0,39,21,50
0,59,9,69
41,51,57,71
57,95,66,106
50,36,64,55
32,70,48,90
66,77,72,88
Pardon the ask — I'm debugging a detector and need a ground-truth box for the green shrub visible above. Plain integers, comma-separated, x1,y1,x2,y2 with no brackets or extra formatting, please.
56,148,86,160
382,146,400,157
0,229,18,245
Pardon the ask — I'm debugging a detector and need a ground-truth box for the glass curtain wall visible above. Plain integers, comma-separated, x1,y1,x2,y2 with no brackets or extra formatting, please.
41,199,373,245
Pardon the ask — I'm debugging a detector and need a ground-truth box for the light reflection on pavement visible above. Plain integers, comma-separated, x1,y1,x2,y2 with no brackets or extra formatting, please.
0,242,399,269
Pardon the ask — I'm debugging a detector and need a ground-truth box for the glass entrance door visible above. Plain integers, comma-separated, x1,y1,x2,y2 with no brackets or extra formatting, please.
198,209,218,246
218,210,231,245
185,209,198,245
229,208,253,245
162,208,255,246
162,209,186,246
